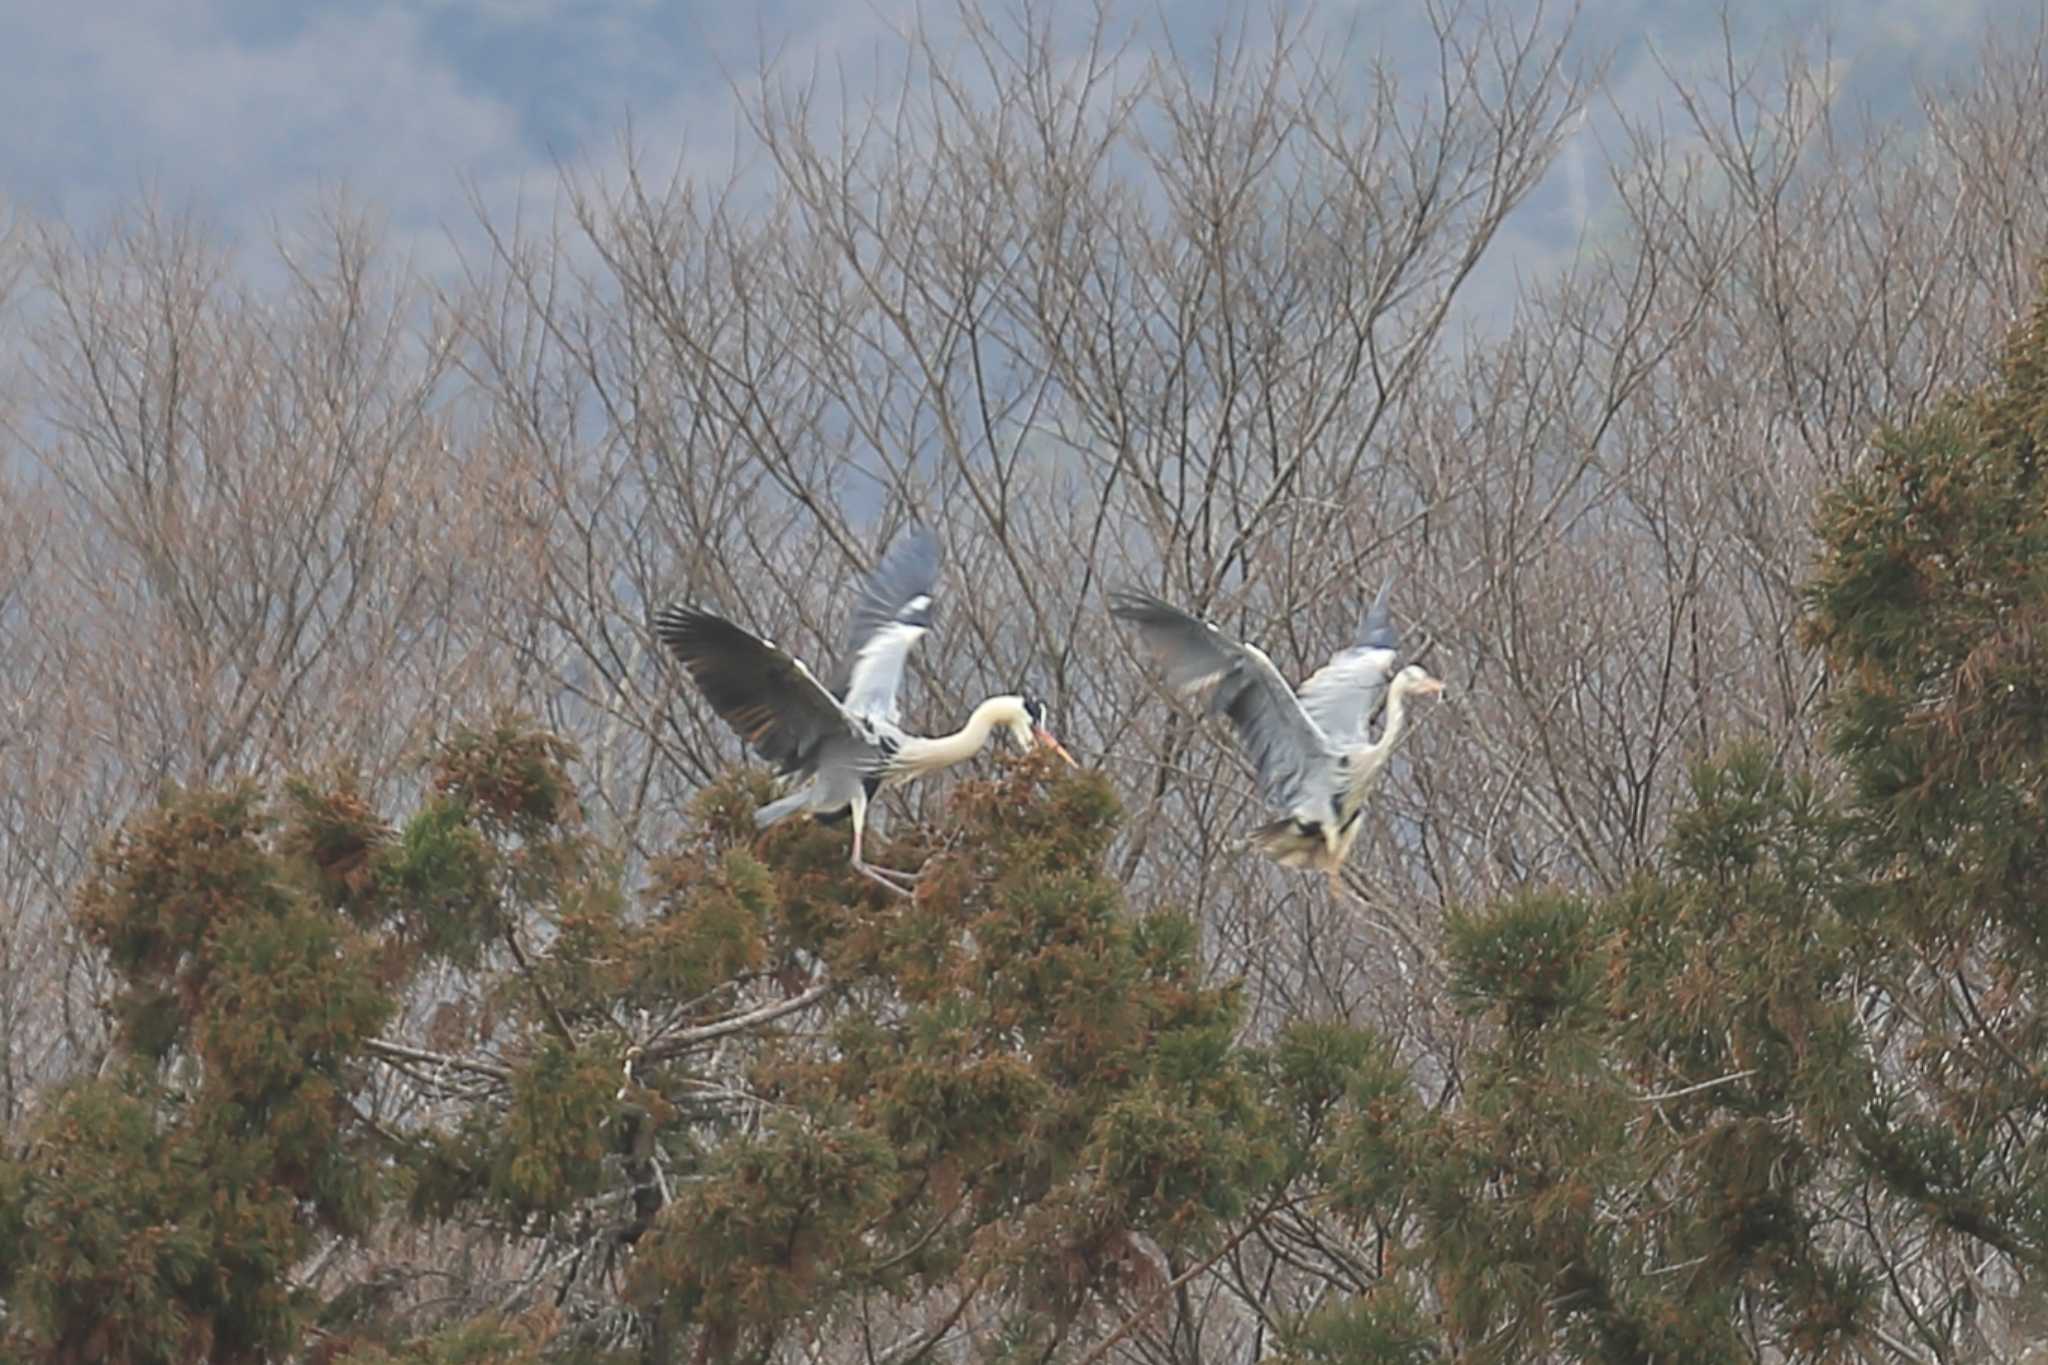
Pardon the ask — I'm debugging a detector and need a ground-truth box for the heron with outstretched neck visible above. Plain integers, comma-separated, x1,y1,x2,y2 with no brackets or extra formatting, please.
655,526,1076,894
1109,578,1443,896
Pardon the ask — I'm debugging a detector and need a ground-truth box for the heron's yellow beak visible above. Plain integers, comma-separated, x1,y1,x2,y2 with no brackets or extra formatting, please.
1034,726,1079,767
1415,676,1446,697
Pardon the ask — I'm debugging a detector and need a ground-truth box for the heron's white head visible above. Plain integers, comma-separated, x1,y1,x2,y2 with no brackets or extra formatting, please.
990,694,1079,766
1393,664,1445,700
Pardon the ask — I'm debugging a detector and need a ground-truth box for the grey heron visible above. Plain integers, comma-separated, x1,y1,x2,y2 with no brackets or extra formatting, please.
654,527,1077,894
1108,580,1444,896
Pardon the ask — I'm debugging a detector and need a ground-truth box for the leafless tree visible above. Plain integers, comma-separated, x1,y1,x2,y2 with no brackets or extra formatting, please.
0,198,546,1125
421,4,2048,1356
9,1,2048,1357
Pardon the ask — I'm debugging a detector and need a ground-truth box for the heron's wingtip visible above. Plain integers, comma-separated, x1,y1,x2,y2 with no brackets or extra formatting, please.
1357,576,1397,649
1105,585,1165,618
889,523,942,571
651,601,707,630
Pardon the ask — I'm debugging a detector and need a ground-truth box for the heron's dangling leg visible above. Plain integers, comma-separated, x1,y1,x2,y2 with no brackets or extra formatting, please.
1322,862,1375,913
1320,823,1357,901
1323,855,1360,903
849,796,915,896
859,799,929,884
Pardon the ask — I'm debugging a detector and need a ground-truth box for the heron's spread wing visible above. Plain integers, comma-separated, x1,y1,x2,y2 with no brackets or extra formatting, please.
1296,578,1397,747
1108,589,1334,809
654,605,854,778
839,525,940,724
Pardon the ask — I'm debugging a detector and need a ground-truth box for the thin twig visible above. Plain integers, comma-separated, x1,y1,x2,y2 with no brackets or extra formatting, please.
1075,1198,1287,1365
365,1036,512,1083
504,924,576,1045
872,1265,994,1365
640,980,836,1061
1637,1069,1755,1103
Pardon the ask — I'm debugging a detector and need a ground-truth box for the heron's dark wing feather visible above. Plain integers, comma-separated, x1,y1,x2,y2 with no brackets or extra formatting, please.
1106,590,1238,692
1108,590,1333,809
1297,578,1397,747
839,525,940,724
654,606,853,778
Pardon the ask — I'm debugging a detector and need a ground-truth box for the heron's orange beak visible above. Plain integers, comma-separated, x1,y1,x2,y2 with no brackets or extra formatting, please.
1034,726,1079,767
1415,676,1446,697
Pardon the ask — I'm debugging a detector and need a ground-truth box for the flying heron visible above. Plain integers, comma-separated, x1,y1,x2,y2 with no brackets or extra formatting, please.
1108,579,1443,896
655,526,1076,894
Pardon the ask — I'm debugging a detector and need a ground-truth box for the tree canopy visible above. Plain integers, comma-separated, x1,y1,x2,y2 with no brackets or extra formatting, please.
8,4,2048,1361
11,274,2048,1361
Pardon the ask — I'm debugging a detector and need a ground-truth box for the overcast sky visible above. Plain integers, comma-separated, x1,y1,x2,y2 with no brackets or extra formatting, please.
0,0,2035,282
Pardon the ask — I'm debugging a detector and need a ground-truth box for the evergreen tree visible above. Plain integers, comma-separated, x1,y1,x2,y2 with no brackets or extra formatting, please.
0,724,1262,1361
0,780,396,1361
1275,275,2048,1361
1801,266,2048,1344
11,276,2048,1362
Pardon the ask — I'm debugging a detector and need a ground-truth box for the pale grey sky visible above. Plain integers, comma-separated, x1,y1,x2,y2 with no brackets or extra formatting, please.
0,1,2033,279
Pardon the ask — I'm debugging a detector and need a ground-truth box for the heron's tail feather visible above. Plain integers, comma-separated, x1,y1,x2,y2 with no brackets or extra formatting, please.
1249,817,1324,869
754,786,815,828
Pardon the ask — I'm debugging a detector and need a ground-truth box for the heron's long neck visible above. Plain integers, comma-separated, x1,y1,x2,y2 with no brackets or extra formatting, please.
1343,683,1421,803
1374,686,1418,757
897,697,1011,774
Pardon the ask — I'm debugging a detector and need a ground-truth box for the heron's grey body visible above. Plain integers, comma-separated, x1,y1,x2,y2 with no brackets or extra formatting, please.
1109,580,1442,894
653,528,937,885
655,527,1074,892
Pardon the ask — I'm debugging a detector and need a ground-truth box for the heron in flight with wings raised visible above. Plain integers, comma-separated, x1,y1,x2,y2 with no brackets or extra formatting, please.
655,526,1076,894
1109,579,1443,896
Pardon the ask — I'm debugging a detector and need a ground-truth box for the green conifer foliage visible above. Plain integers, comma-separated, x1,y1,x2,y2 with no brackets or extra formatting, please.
1266,746,1878,1363
18,275,2048,1359
1800,271,2048,1332
615,757,1265,1360
0,727,1270,1361
1275,280,2048,1362
1,778,396,1361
